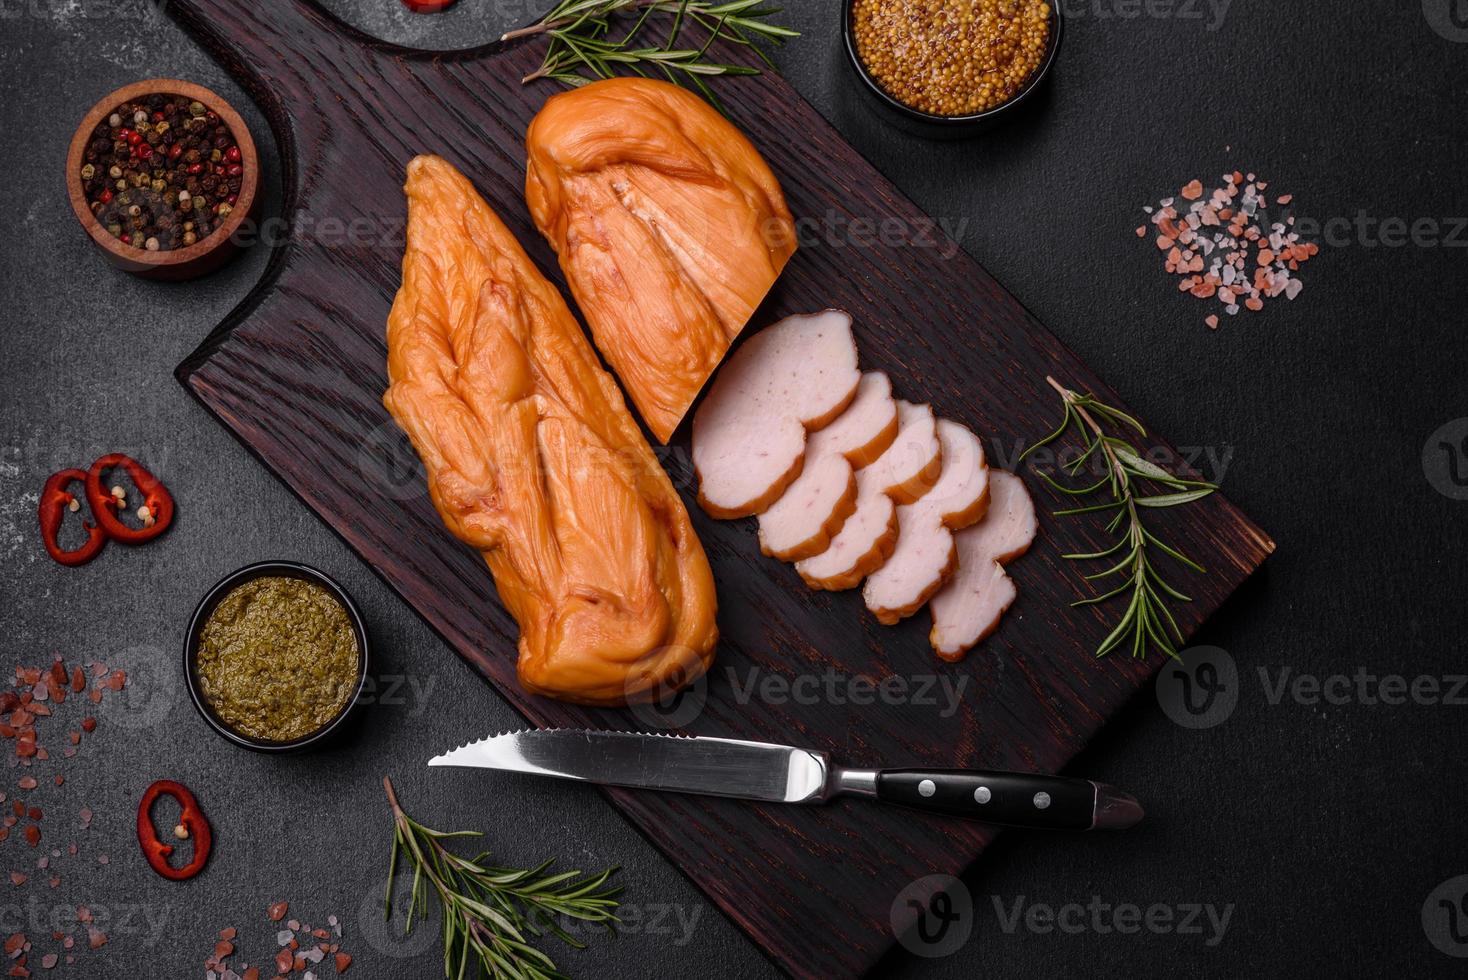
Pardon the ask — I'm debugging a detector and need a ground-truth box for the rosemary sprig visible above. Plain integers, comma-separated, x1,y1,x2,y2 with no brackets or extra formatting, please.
1021,377,1218,660
504,0,799,109
382,777,621,980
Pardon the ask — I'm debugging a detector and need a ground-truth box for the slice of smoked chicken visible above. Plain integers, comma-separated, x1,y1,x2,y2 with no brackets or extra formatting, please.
383,155,718,705
525,77,797,443
928,470,1037,661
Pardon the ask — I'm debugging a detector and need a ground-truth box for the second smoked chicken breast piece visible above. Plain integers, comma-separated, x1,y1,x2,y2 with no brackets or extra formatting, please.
525,77,797,443
384,155,718,706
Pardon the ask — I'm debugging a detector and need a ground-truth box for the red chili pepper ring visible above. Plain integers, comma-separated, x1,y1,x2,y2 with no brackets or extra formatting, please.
137,779,212,881
37,469,107,566
86,453,174,545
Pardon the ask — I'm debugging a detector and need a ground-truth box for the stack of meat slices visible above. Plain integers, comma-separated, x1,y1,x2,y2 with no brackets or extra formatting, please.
693,310,1038,661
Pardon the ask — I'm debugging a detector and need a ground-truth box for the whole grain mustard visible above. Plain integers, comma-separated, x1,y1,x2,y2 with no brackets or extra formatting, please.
852,0,1053,117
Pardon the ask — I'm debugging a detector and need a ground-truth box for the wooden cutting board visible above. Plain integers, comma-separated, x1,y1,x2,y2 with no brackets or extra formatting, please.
171,1,1273,974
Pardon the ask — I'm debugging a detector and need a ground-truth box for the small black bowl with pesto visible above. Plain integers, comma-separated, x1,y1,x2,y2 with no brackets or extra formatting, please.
185,561,369,752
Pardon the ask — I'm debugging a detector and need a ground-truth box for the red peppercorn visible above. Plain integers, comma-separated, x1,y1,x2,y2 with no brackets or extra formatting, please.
206,111,219,123
98,189,112,204
125,131,142,146
226,193,238,205
152,110,166,122
137,144,152,160
168,144,183,161
120,234,131,244
226,163,242,177
117,127,135,141
186,163,203,175
224,145,241,163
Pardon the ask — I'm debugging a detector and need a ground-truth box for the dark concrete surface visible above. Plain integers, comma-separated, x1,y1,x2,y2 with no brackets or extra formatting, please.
3,0,1467,977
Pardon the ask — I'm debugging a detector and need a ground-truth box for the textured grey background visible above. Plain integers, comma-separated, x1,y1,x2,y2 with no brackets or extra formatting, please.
2,0,1467,976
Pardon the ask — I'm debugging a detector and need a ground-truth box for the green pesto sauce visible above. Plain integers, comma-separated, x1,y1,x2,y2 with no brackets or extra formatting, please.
196,575,359,742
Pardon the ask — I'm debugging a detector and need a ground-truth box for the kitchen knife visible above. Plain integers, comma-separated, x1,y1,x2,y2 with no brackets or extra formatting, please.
428,729,1143,831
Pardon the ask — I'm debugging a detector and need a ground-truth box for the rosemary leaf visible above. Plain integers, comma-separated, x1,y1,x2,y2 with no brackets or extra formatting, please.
1111,444,1182,484
1134,488,1216,508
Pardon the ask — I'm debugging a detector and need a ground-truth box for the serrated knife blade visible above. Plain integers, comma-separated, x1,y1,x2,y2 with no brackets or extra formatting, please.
429,729,830,803
429,729,1144,830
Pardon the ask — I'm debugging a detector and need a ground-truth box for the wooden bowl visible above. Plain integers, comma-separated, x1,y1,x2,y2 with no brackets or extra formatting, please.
66,79,260,281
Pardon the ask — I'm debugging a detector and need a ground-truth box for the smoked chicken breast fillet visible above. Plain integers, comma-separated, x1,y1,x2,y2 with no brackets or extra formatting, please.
525,77,797,443
383,155,718,705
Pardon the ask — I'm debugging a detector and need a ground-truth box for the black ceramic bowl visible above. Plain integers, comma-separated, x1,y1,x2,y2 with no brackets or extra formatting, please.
842,0,1064,140
184,561,370,753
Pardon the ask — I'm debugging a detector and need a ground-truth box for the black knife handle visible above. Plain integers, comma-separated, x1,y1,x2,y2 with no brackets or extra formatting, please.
873,769,1131,830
